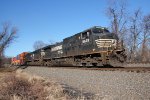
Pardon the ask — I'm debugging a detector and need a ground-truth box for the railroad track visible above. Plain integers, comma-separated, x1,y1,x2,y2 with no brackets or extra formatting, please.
11,62,150,73
16,65,150,73
49,67,150,73
89,67,150,73
125,63,150,68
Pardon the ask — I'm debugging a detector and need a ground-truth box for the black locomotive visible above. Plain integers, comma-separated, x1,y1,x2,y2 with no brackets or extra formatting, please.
25,26,126,67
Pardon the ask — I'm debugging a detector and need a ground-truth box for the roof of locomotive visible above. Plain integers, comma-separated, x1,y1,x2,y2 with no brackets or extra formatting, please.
28,42,63,54
63,26,108,41
82,26,108,32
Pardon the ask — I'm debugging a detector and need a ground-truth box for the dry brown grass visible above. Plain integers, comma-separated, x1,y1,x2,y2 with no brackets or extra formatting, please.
0,67,14,81
0,70,69,100
0,67,15,73
0,69,100,100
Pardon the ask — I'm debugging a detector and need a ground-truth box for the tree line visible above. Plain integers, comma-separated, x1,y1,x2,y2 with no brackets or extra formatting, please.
0,23,17,67
106,0,150,62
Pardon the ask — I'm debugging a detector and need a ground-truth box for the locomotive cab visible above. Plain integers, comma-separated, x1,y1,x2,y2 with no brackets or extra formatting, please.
91,27,119,51
91,26,118,40
92,26,110,35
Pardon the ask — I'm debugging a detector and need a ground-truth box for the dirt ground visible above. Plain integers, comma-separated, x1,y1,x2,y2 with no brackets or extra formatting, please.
0,68,92,100
24,66,150,100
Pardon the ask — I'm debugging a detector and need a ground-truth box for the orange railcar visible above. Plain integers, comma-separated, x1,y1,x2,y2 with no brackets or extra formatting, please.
11,52,28,65
11,57,16,65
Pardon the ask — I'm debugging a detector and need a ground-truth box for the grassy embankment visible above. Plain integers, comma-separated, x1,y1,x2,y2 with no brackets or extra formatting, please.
0,67,69,100
0,67,92,100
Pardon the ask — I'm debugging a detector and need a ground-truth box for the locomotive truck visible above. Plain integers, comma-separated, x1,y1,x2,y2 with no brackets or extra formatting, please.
12,26,126,67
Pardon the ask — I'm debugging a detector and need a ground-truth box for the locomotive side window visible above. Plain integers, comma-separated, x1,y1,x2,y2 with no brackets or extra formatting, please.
81,30,91,39
81,32,87,39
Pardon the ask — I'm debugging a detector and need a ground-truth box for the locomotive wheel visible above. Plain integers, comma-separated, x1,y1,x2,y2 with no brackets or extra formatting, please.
92,63,97,67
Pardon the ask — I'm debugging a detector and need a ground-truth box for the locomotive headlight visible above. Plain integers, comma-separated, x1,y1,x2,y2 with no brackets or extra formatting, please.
112,39,117,47
112,40,115,44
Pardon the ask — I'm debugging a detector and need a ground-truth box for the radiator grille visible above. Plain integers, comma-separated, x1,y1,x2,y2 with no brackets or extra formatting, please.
95,39,117,48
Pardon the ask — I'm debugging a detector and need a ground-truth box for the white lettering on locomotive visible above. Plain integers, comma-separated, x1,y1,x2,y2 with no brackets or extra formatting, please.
58,50,63,54
82,39,89,44
51,45,62,51
41,51,45,56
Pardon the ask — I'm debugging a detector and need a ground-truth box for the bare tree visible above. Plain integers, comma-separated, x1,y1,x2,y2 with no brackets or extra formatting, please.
129,9,142,62
0,23,17,66
141,14,150,62
106,0,128,40
33,40,47,50
106,0,133,62
105,0,150,62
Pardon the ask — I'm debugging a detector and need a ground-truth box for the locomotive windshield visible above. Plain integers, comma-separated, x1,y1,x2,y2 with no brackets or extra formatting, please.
92,27,109,33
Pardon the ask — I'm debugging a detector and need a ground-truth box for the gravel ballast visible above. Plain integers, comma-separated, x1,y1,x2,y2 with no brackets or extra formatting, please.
23,66,150,100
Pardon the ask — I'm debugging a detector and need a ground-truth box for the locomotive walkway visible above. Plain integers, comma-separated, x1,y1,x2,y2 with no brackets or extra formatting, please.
22,66,150,99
